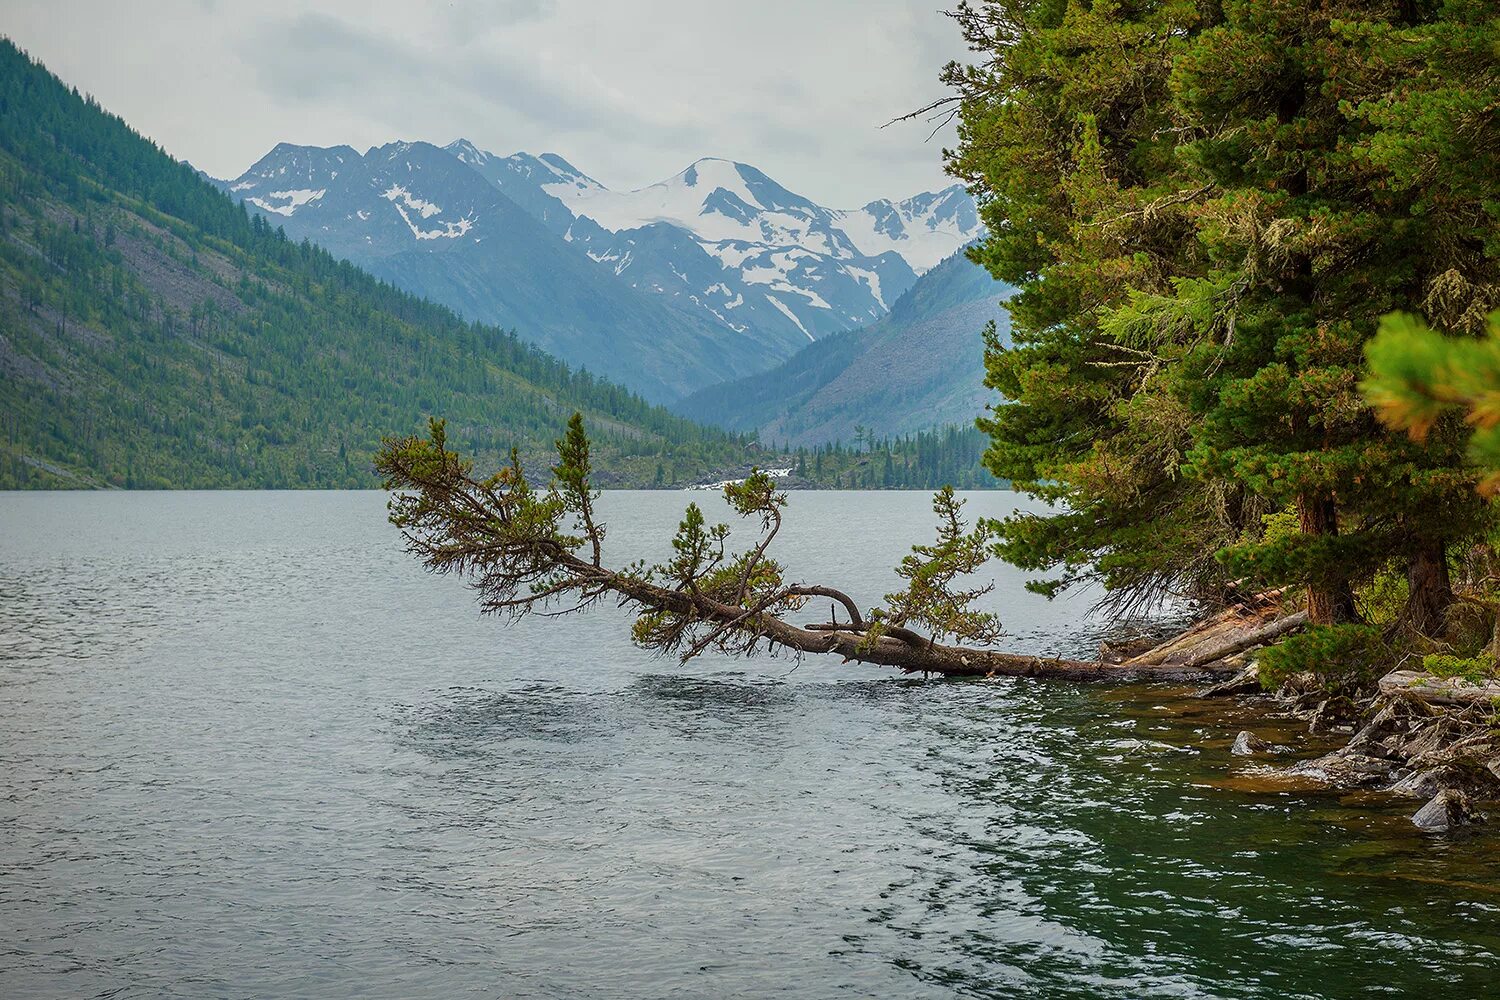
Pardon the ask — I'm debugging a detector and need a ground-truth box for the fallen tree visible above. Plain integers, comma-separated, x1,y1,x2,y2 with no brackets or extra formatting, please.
377,416,1289,682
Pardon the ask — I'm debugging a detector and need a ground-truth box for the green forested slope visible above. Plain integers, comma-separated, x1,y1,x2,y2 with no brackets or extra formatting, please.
0,39,751,489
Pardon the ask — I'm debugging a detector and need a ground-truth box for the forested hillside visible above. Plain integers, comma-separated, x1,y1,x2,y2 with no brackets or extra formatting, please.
772,425,997,489
0,40,752,489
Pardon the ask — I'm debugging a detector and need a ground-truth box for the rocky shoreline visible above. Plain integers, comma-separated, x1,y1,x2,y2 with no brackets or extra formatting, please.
1202,665,1500,833
1104,593,1500,833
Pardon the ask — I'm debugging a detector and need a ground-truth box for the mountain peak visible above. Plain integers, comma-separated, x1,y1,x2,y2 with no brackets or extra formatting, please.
496,150,602,193
445,138,490,166
537,152,589,178
676,157,747,188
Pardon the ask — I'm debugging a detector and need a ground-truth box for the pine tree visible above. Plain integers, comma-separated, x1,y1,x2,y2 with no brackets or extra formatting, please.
947,0,1498,627
947,0,1241,610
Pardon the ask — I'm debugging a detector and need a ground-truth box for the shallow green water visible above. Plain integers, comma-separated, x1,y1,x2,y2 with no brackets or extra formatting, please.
2,490,1496,998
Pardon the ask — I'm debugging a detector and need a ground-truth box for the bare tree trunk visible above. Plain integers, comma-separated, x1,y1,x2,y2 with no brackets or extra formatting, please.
1404,540,1453,637
1297,491,1358,625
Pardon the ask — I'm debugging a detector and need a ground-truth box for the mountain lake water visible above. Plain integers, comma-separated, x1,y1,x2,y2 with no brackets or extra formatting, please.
2,489,1498,999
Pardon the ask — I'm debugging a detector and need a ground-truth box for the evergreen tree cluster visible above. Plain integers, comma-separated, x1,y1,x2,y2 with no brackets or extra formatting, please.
777,425,999,490
948,0,1498,627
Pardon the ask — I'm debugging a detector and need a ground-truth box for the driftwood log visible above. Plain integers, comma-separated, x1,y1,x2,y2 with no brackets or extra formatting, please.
1379,670,1500,707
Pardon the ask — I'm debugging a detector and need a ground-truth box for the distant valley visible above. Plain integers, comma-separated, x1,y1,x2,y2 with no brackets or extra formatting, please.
0,40,999,491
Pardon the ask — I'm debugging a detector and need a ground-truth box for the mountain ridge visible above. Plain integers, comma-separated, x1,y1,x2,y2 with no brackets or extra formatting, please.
216,138,760,403
218,139,983,400
674,249,1012,448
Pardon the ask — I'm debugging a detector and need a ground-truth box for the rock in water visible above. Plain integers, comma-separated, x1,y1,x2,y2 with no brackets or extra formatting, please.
1231,731,1271,756
1411,789,1481,832
1199,664,1261,698
1289,751,1396,788
1389,769,1445,800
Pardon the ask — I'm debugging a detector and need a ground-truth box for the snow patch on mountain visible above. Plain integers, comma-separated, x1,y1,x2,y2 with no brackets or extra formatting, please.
764,295,814,341
835,187,981,273
246,187,326,216
551,158,829,250
535,157,978,278
381,183,443,219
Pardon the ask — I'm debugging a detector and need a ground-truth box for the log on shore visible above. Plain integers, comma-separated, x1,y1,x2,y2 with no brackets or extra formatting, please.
1379,670,1500,707
1125,597,1301,670
812,591,1308,683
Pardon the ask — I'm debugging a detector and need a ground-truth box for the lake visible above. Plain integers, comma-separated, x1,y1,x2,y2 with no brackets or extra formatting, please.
2,489,1497,998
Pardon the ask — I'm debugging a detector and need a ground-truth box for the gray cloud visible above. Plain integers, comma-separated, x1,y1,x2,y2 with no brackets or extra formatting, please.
3,0,967,204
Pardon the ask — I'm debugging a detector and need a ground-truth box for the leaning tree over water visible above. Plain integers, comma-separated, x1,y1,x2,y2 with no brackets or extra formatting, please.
377,414,1259,682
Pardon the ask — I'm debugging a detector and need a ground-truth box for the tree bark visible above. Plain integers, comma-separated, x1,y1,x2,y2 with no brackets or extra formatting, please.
1297,491,1359,625
1404,540,1453,637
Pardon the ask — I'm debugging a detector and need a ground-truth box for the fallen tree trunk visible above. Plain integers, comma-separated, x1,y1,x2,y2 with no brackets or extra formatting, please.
1178,610,1309,669
563,548,1234,680
1126,599,1302,668
1379,670,1500,707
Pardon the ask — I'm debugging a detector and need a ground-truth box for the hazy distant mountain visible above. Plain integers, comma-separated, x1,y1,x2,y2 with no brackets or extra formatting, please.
219,141,782,402
673,251,1012,447
220,141,983,401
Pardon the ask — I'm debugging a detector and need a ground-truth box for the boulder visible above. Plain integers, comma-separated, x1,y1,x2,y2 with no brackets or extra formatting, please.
1290,751,1397,789
1199,664,1262,698
1231,730,1272,756
1389,769,1445,799
1308,697,1360,735
1411,789,1482,832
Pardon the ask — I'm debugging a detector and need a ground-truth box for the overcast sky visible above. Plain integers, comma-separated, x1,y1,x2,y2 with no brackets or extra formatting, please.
4,0,968,205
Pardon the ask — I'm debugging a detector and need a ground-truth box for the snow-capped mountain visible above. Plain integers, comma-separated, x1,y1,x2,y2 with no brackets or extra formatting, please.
838,186,982,273
449,140,981,349
219,140,983,401
228,144,359,217
220,141,790,402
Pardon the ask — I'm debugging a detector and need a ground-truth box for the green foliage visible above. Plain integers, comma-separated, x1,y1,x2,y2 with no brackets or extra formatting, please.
724,469,785,529
1421,653,1497,685
631,468,795,657
1363,312,1500,492
949,0,1263,609
869,487,1003,646
1258,624,1391,694
552,412,604,564
947,0,1498,621
1355,565,1410,630
377,418,576,615
663,503,730,591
